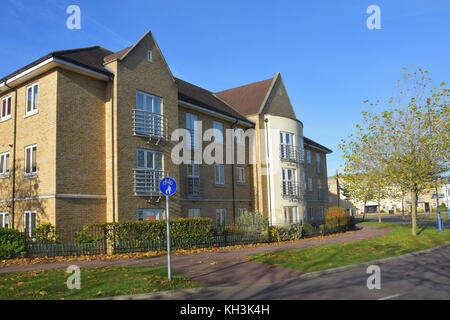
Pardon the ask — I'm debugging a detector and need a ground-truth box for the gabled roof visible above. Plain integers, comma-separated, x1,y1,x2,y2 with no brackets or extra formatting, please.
0,46,114,83
304,136,332,154
103,46,132,63
215,77,274,116
176,78,252,124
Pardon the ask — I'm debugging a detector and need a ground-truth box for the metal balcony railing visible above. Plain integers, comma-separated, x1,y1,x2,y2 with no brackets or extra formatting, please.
281,181,302,199
280,144,304,164
133,169,165,195
186,177,201,198
132,109,168,140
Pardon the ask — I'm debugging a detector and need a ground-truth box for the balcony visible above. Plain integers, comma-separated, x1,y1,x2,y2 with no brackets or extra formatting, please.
132,109,168,141
186,177,202,198
133,168,165,195
281,181,302,199
280,144,304,164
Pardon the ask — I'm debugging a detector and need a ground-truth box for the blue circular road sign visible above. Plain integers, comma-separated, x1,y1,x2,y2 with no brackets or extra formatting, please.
160,177,177,196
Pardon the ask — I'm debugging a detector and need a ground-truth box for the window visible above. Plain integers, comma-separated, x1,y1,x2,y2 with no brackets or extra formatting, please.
1,95,11,121
216,208,226,227
215,164,225,185
309,207,314,221
24,211,36,237
187,162,200,177
235,128,245,145
135,90,163,137
238,208,248,218
236,167,246,184
147,50,153,62
137,149,162,170
188,209,201,218
316,153,321,173
284,207,298,224
138,209,165,221
282,168,297,196
306,150,311,164
0,212,9,228
0,152,10,176
213,121,223,144
308,177,313,192
280,132,294,160
319,207,324,219
187,162,200,197
135,149,163,193
186,113,199,148
25,145,37,176
26,83,38,116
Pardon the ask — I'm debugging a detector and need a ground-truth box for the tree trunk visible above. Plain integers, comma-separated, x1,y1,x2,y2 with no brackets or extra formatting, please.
362,201,366,222
402,197,405,224
411,191,418,236
378,200,382,223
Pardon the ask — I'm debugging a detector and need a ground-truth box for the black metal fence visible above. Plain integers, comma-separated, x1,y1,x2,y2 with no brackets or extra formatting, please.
24,218,356,258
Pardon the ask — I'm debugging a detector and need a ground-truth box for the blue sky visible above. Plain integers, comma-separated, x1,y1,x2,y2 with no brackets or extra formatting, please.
1,0,450,176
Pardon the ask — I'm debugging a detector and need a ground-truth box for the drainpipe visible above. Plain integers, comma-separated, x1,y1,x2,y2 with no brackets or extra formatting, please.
110,81,116,224
5,80,17,230
264,117,273,226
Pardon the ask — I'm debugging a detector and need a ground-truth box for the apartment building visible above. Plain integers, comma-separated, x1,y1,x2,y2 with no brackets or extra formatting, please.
0,31,332,233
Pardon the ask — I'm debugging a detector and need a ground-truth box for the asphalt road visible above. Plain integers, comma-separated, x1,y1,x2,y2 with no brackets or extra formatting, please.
178,243,450,300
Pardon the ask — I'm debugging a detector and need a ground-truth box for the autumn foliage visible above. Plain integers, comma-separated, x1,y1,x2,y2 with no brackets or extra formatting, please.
325,207,350,229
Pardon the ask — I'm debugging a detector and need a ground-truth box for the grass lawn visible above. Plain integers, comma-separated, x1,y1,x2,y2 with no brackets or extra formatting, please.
248,222,450,273
0,266,198,300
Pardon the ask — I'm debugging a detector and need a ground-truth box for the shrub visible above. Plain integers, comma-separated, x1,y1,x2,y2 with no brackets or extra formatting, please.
95,218,214,243
302,223,313,236
237,212,268,233
75,226,105,244
0,228,26,259
34,223,59,244
266,223,303,242
325,207,350,230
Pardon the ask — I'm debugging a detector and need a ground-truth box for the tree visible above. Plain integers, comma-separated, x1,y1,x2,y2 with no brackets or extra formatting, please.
341,67,450,235
340,173,375,222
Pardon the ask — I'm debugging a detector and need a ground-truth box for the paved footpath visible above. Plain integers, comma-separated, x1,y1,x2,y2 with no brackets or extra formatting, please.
0,225,390,287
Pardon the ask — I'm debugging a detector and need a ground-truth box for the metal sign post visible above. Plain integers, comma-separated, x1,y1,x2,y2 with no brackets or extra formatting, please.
159,177,177,281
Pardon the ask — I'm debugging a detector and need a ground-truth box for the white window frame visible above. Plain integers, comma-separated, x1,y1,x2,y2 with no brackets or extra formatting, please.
214,164,225,185
24,144,37,176
236,166,246,184
216,208,226,227
24,210,36,237
187,162,200,178
306,150,311,164
213,121,224,144
316,152,321,173
136,148,163,170
0,152,10,177
308,177,313,192
0,212,9,228
1,95,12,121
186,113,199,149
188,208,201,218
309,207,314,221
284,207,298,224
147,50,153,62
238,208,248,218
138,208,165,221
26,83,39,117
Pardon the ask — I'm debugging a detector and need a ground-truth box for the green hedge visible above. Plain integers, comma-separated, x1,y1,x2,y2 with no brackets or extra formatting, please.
266,223,303,242
0,228,26,259
88,218,214,243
